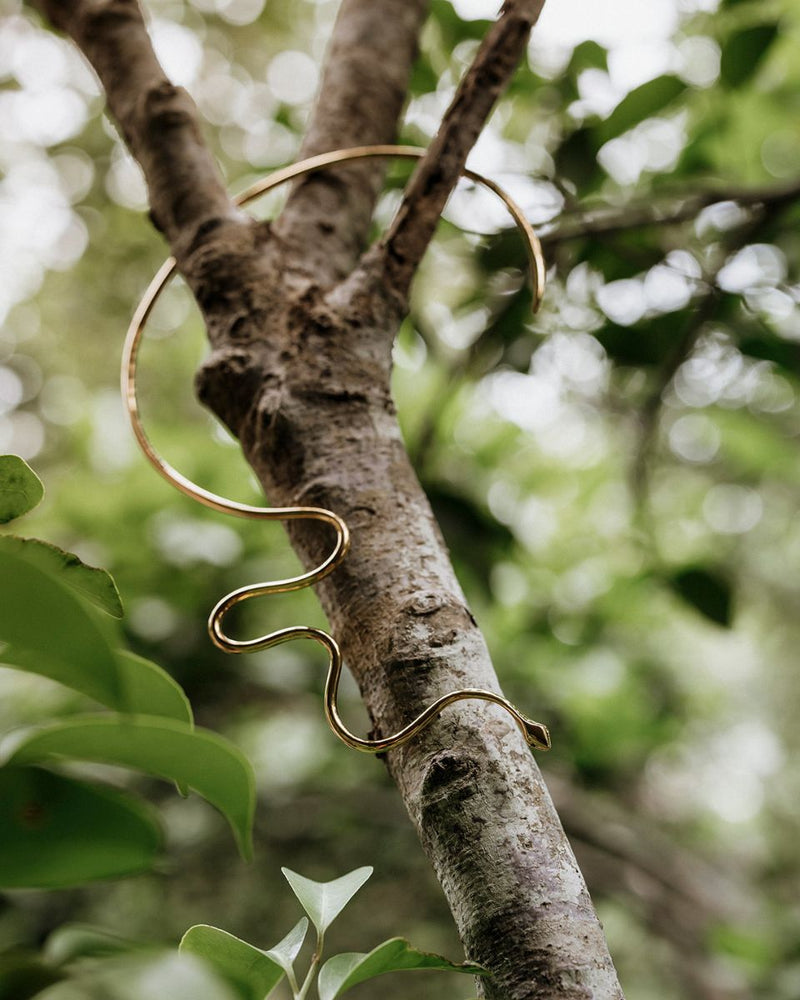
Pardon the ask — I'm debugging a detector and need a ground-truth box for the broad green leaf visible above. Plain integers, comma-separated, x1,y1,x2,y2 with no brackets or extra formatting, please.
0,455,43,523
720,24,779,88
598,75,686,143
668,567,733,627
0,550,124,709
180,926,284,1000
317,939,486,1000
264,918,309,975
2,716,255,859
0,550,190,721
281,867,372,935
0,534,123,618
115,651,193,725
35,952,239,1000
0,766,161,888
0,552,192,723
0,647,192,726
44,925,139,966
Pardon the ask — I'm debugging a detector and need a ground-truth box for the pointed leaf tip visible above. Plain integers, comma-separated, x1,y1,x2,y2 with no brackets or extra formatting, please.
0,454,44,523
265,917,309,975
281,866,372,934
0,550,126,709
180,925,284,1000
0,534,124,618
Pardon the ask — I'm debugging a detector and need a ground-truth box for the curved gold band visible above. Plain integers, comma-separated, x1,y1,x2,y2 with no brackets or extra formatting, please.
122,144,551,753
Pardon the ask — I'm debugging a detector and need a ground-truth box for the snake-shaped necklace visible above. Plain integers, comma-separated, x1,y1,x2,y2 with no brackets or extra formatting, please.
122,145,551,753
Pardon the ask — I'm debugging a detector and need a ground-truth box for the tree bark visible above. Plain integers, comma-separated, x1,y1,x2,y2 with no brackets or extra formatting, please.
33,0,625,996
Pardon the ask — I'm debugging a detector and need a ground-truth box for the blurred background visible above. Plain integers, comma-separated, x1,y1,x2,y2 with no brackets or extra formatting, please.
1,0,800,996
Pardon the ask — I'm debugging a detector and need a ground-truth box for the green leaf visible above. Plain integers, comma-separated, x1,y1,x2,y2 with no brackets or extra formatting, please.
264,918,309,976
0,455,43,523
409,57,438,96
2,715,255,860
44,925,139,966
0,534,123,618
115,651,193,725
668,567,733,627
567,40,608,74
0,766,161,888
0,549,190,722
720,24,779,88
0,550,125,710
281,867,372,935
34,952,239,1000
180,926,284,1000
1,647,191,727
598,75,686,143
317,939,486,1000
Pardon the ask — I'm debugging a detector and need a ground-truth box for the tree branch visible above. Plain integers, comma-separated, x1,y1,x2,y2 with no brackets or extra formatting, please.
272,0,430,284
36,1,626,994
542,175,800,247
31,0,240,256
32,0,283,414
362,0,546,305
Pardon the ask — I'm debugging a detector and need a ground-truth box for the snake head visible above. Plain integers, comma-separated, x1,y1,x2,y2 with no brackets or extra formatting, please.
522,719,551,751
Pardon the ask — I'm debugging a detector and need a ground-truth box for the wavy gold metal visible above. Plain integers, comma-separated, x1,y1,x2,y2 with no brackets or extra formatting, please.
122,144,551,753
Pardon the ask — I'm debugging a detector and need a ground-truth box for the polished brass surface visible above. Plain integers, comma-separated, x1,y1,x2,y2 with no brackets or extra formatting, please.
122,145,551,753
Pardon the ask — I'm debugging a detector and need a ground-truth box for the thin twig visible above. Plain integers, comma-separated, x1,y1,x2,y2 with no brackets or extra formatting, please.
543,176,800,247
366,0,546,305
295,930,323,1000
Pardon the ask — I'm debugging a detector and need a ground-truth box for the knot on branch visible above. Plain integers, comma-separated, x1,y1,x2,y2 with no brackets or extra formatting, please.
421,752,480,808
140,80,195,133
77,0,139,38
195,346,265,438
241,381,307,489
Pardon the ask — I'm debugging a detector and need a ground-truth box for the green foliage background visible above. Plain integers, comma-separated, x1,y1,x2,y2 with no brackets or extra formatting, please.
1,0,800,997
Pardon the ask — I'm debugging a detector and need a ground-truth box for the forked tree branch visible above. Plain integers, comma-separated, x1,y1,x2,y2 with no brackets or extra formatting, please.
31,1,627,995
31,0,240,256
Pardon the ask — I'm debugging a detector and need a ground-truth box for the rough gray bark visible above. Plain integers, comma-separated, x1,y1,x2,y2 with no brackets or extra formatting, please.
33,0,625,996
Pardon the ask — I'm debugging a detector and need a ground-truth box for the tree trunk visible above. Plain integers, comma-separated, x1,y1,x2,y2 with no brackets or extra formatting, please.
33,0,625,995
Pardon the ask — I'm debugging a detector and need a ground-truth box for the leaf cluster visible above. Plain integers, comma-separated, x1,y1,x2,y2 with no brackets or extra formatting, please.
0,455,255,888
181,867,484,1000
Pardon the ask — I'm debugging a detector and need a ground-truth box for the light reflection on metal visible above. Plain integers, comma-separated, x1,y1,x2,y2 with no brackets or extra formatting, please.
122,145,550,754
